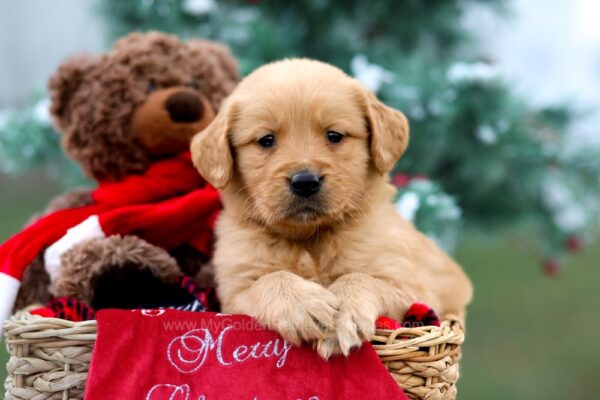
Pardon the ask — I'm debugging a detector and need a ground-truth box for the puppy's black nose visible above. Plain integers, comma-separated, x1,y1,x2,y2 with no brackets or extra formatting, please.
165,91,203,123
290,171,322,198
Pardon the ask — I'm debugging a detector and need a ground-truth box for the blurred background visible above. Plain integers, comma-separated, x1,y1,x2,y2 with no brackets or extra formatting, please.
1,0,599,398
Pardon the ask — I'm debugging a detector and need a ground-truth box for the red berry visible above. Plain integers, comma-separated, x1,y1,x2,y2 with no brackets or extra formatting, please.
542,258,561,276
564,235,583,253
392,174,411,188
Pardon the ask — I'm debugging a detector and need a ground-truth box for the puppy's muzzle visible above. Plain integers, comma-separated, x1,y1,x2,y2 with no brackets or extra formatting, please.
289,170,322,198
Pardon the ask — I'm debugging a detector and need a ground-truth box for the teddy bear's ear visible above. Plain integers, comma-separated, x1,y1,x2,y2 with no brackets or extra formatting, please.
189,40,240,84
48,55,97,132
187,40,240,112
113,31,178,53
112,31,145,51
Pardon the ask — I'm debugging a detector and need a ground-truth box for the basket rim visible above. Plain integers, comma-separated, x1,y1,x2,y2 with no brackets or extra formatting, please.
4,310,98,343
5,311,463,343
371,320,464,349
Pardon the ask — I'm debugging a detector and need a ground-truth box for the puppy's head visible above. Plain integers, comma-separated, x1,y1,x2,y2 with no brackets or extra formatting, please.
191,59,408,233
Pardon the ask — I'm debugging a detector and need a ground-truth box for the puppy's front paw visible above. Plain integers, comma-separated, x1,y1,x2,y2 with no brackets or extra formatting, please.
315,296,378,358
314,335,343,359
259,279,339,346
314,311,360,359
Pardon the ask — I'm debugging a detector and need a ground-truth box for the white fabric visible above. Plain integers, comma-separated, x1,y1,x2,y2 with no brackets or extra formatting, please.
0,273,21,337
44,215,105,282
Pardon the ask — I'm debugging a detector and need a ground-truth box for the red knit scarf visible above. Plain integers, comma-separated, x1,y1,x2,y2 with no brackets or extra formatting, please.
0,153,221,282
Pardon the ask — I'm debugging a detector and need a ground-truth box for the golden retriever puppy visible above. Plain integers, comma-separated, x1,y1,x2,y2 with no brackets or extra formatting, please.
191,59,472,358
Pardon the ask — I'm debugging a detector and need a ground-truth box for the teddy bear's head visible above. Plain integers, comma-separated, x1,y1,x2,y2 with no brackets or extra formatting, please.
49,31,239,180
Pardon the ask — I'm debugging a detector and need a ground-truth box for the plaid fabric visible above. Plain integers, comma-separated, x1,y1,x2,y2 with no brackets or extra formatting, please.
30,275,215,321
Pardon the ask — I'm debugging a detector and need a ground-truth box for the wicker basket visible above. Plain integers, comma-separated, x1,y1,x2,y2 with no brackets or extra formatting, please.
4,312,96,400
371,320,464,400
3,312,463,400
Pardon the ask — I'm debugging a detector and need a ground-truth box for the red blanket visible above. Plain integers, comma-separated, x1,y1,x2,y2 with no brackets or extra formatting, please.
85,309,408,400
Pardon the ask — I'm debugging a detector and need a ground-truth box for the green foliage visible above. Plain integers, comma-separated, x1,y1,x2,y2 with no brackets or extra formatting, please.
100,0,507,73
394,177,462,252
0,95,86,187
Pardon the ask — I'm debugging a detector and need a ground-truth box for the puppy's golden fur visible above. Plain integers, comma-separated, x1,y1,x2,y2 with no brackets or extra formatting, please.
191,59,472,358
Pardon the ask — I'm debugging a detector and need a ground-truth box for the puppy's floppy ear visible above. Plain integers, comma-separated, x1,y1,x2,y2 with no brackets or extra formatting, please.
191,102,236,188
363,90,410,174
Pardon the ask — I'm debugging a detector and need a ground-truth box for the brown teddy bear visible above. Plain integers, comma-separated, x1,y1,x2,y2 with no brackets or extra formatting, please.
0,32,238,323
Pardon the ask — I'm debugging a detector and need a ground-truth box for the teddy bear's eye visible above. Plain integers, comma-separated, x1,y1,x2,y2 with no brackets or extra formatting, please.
186,81,200,90
147,81,158,93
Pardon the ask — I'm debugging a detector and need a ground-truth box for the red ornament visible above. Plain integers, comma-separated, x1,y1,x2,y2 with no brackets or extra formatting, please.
542,258,561,277
564,235,584,253
392,173,429,188
392,174,411,188
376,316,402,330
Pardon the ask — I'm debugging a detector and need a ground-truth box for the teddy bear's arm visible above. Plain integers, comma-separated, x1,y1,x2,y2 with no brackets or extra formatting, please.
43,187,94,214
15,188,95,309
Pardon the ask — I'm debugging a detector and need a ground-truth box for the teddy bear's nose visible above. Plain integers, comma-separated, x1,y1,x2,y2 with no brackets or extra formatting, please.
165,91,204,123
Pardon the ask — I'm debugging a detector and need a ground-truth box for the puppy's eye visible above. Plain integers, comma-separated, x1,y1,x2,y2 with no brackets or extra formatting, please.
326,130,344,144
257,134,276,148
